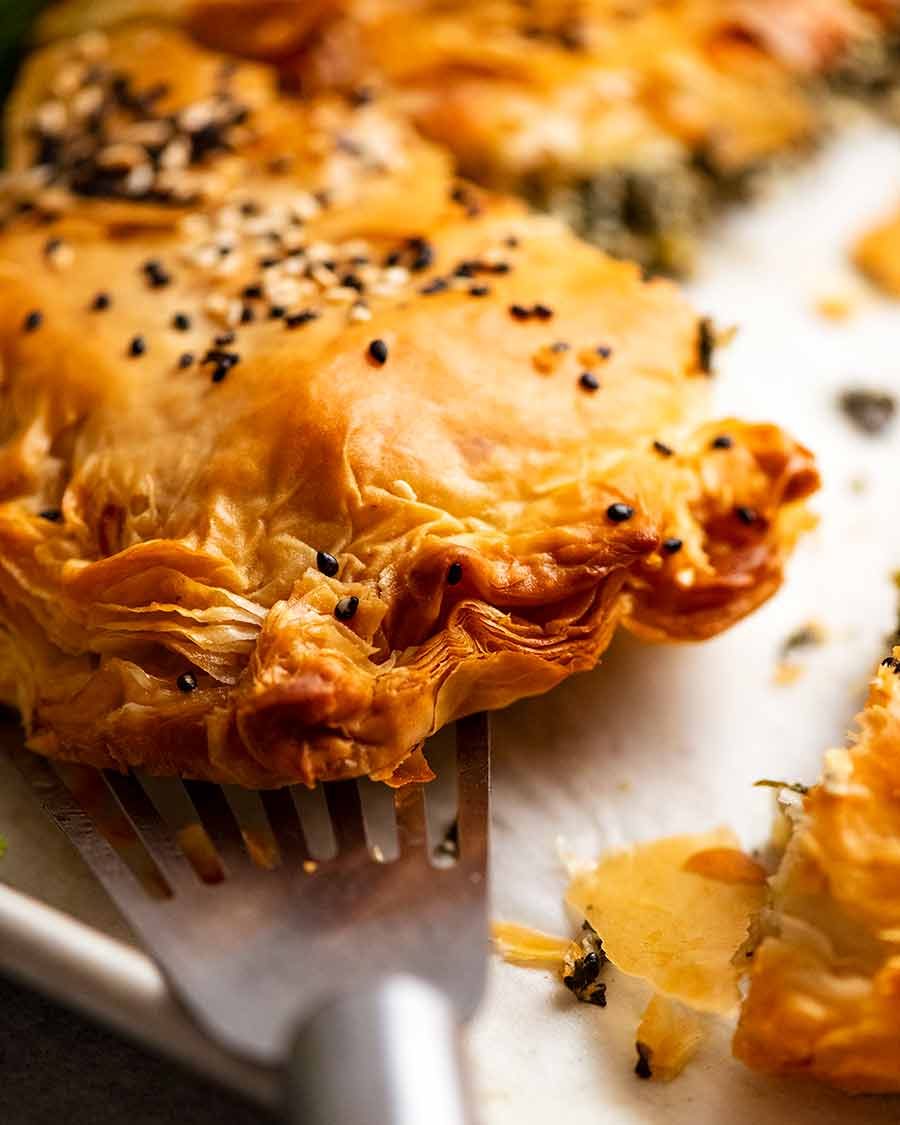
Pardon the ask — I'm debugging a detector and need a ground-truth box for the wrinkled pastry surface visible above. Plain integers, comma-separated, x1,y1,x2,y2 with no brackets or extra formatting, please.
0,27,817,787
735,652,900,1093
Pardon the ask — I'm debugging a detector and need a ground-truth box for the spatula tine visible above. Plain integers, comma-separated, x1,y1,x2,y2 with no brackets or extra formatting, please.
104,771,197,892
260,788,310,865
455,713,491,865
394,784,428,858
182,780,249,873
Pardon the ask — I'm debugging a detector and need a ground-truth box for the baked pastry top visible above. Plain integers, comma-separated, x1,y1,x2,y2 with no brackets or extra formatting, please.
0,26,817,787
734,652,900,1092
34,2,900,271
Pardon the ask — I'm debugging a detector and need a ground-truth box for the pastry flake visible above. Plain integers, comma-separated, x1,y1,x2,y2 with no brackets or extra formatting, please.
734,651,900,1093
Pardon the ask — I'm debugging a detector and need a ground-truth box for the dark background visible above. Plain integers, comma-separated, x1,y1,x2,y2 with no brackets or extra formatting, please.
0,5,270,1121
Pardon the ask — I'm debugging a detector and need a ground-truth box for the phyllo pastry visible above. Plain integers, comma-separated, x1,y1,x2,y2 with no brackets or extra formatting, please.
0,26,818,788
734,651,900,1092
33,2,900,272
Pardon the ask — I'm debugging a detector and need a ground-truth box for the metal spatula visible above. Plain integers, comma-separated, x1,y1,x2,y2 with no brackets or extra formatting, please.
9,714,491,1125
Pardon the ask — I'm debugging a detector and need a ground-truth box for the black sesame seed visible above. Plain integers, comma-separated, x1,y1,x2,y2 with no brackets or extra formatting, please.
489,262,511,275
711,434,733,450
142,259,171,288
635,1044,653,1080
178,352,194,368
697,317,715,375
505,236,520,248
653,440,674,457
240,200,260,217
420,278,448,295
259,256,280,269
23,309,43,332
596,345,613,359
211,362,231,383
662,537,683,554
176,672,198,693
214,332,236,347
240,304,255,324
368,338,388,365
882,656,900,674
44,237,62,256
735,505,758,525
447,561,463,585
579,371,600,392
550,341,570,353
349,86,375,107
606,502,634,523
91,292,111,311
172,312,191,332
316,550,340,577
509,304,531,321
128,335,146,357
340,273,364,291
39,508,63,523
268,305,286,319
242,284,263,300
469,284,490,297
532,304,554,320
285,309,319,329
334,595,359,622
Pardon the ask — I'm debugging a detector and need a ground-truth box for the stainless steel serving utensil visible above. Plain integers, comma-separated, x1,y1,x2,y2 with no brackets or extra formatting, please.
8,714,491,1125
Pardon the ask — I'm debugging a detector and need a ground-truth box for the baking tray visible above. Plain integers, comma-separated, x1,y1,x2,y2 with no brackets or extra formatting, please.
3,118,900,1123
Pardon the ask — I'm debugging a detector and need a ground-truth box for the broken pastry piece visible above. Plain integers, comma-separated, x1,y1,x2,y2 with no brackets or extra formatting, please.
734,650,900,1093
853,204,900,296
0,27,817,788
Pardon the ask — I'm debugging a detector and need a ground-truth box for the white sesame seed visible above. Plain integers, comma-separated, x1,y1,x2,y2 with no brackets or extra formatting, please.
46,241,74,271
124,163,154,196
34,101,67,135
324,285,357,304
71,86,103,119
160,137,190,170
178,99,216,133
74,30,109,61
290,192,320,221
53,62,86,99
384,266,409,286
311,265,338,289
178,213,209,239
97,143,145,170
306,241,335,263
349,302,372,322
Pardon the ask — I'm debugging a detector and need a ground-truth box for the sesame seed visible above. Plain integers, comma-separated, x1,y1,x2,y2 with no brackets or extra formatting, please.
242,283,263,300
509,304,531,321
532,304,553,320
316,550,340,577
735,505,758,525
334,595,359,622
142,259,171,288
178,352,194,368
240,304,255,324
550,341,570,353
420,278,448,295
606,502,634,523
697,317,715,375
268,305,286,319
214,332,235,347
39,508,63,522
447,561,463,585
285,309,319,328
469,284,490,297
711,434,733,449
211,362,231,383
172,312,191,331
91,291,111,311
368,338,388,365
176,672,198,693
579,372,600,391
653,440,674,457
23,310,43,332
128,335,146,357
662,537,683,554
596,345,613,359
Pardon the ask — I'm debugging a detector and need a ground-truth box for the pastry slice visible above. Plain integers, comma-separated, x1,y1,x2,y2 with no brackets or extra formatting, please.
0,26,817,788
734,651,900,1092
33,1,900,272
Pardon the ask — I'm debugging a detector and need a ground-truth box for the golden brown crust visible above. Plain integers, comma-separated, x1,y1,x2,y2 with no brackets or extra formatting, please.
0,27,817,787
734,651,900,1093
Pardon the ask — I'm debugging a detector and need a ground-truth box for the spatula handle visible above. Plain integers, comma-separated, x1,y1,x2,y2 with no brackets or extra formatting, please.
287,974,474,1125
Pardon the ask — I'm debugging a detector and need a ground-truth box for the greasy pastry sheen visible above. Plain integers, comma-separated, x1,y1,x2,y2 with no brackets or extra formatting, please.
0,27,817,788
735,652,900,1093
